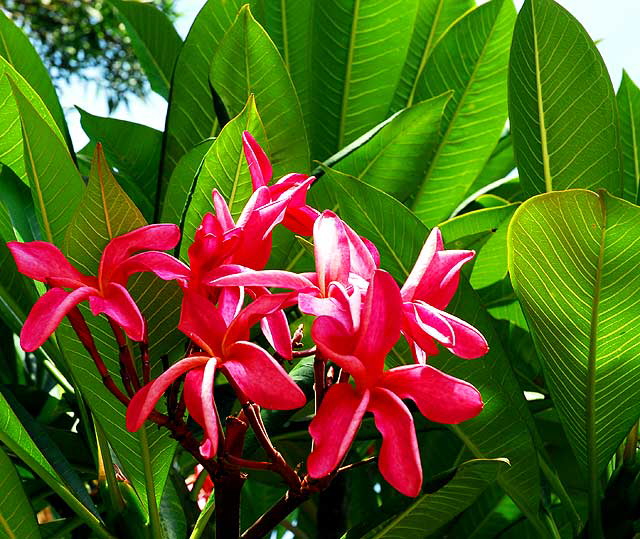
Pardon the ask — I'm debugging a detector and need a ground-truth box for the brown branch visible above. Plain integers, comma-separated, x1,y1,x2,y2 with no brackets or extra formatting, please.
108,318,140,393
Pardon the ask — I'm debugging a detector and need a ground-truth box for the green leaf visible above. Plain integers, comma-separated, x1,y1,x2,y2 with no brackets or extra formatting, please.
0,11,69,147
0,391,111,539
161,138,215,225
10,81,84,245
181,96,266,255
0,164,39,242
0,57,65,184
617,71,640,203
61,145,181,514
210,5,309,175
390,0,474,111
440,204,519,289
324,170,544,525
348,459,509,538
261,1,314,138
465,132,516,201
160,0,249,208
335,93,450,201
78,108,162,221
310,0,418,160
0,446,41,539
110,0,182,99
508,189,640,525
509,0,622,198
410,0,516,227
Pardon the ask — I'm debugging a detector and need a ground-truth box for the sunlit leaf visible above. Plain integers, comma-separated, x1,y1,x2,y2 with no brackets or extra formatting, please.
410,0,515,227
617,71,640,203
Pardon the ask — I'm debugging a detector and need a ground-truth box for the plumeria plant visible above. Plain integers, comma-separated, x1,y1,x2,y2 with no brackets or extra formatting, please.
0,0,639,538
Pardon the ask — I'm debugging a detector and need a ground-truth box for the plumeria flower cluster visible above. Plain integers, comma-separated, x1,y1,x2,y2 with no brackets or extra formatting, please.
8,131,488,498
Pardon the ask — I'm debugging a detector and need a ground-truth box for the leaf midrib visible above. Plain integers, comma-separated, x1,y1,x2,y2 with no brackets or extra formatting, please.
23,127,52,242
337,0,361,149
626,90,640,198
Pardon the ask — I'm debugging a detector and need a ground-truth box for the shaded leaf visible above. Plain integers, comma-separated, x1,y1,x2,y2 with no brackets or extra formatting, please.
509,0,622,197
410,0,516,227
160,0,249,207
210,5,309,175
78,108,162,221
0,445,41,539
111,0,182,99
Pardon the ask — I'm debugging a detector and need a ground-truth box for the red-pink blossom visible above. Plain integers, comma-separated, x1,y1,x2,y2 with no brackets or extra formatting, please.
7,224,180,351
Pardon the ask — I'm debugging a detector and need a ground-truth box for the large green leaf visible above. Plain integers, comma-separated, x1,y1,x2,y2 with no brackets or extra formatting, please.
390,0,474,111
0,392,111,538
11,82,84,245
161,139,215,225
0,57,64,184
509,0,622,198
336,93,450,201
508,190,640,519
160,0,249,208
410,0,516,227
0,11,69,146
348,459,509,539
210,5,309,175
310,0,418,160
0,446,41,539
617,71,640,203
324,170,544,526
465,132,516,202
62,146,181,513
261,0,314,134
78,108,162,221
181,96,266,256
111,0,182,100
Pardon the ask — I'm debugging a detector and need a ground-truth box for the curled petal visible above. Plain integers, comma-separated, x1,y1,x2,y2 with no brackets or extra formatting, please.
381,364,483,424
126,356,209,432
199,359,219,458
212,269,315,291
369,387,422,497
183,367,206,427
8,241,93,288
409,302,488,359
311,316,365,380
111,251,191,287
313,211,350,295
242,131,272,189
100,224,180,283
261,308,292,359
307,384,369,478
89,282,146,342
342,224,377,281
20,286,94,352
224,341,306,409
212,190,235,232
218,286,244,326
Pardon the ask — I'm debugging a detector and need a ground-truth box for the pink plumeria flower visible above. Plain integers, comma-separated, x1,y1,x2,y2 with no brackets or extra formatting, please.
242,131,319,236
307,270,484,497
211,210,379,329
7,224,180,351
126,290,306,458
401,228,489,363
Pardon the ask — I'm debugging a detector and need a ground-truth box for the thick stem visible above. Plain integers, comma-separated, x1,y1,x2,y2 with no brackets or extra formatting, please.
241,490,310,539
215,469,246,539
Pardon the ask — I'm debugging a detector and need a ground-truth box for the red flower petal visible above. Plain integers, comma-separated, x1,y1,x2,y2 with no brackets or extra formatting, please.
111,251,191,287
307,384,369,478
7,241,93,288
242,131,272,189
212,190,235,232
20,287,94,352
126,356,209,432
381,364,483,424
369,387,422,497
313,211,350,295
311,316,365,380
224,341,306,409
179,291,227,357
88,282,146,342
199,359,219,458
99,224,180,284
261,308,293,360
212,269,315,291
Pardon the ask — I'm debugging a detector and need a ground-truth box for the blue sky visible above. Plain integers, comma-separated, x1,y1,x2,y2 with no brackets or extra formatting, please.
61,0,639,149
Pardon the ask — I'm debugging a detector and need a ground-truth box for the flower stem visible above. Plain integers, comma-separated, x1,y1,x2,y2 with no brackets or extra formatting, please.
241,489,310,539
137,427,162,539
